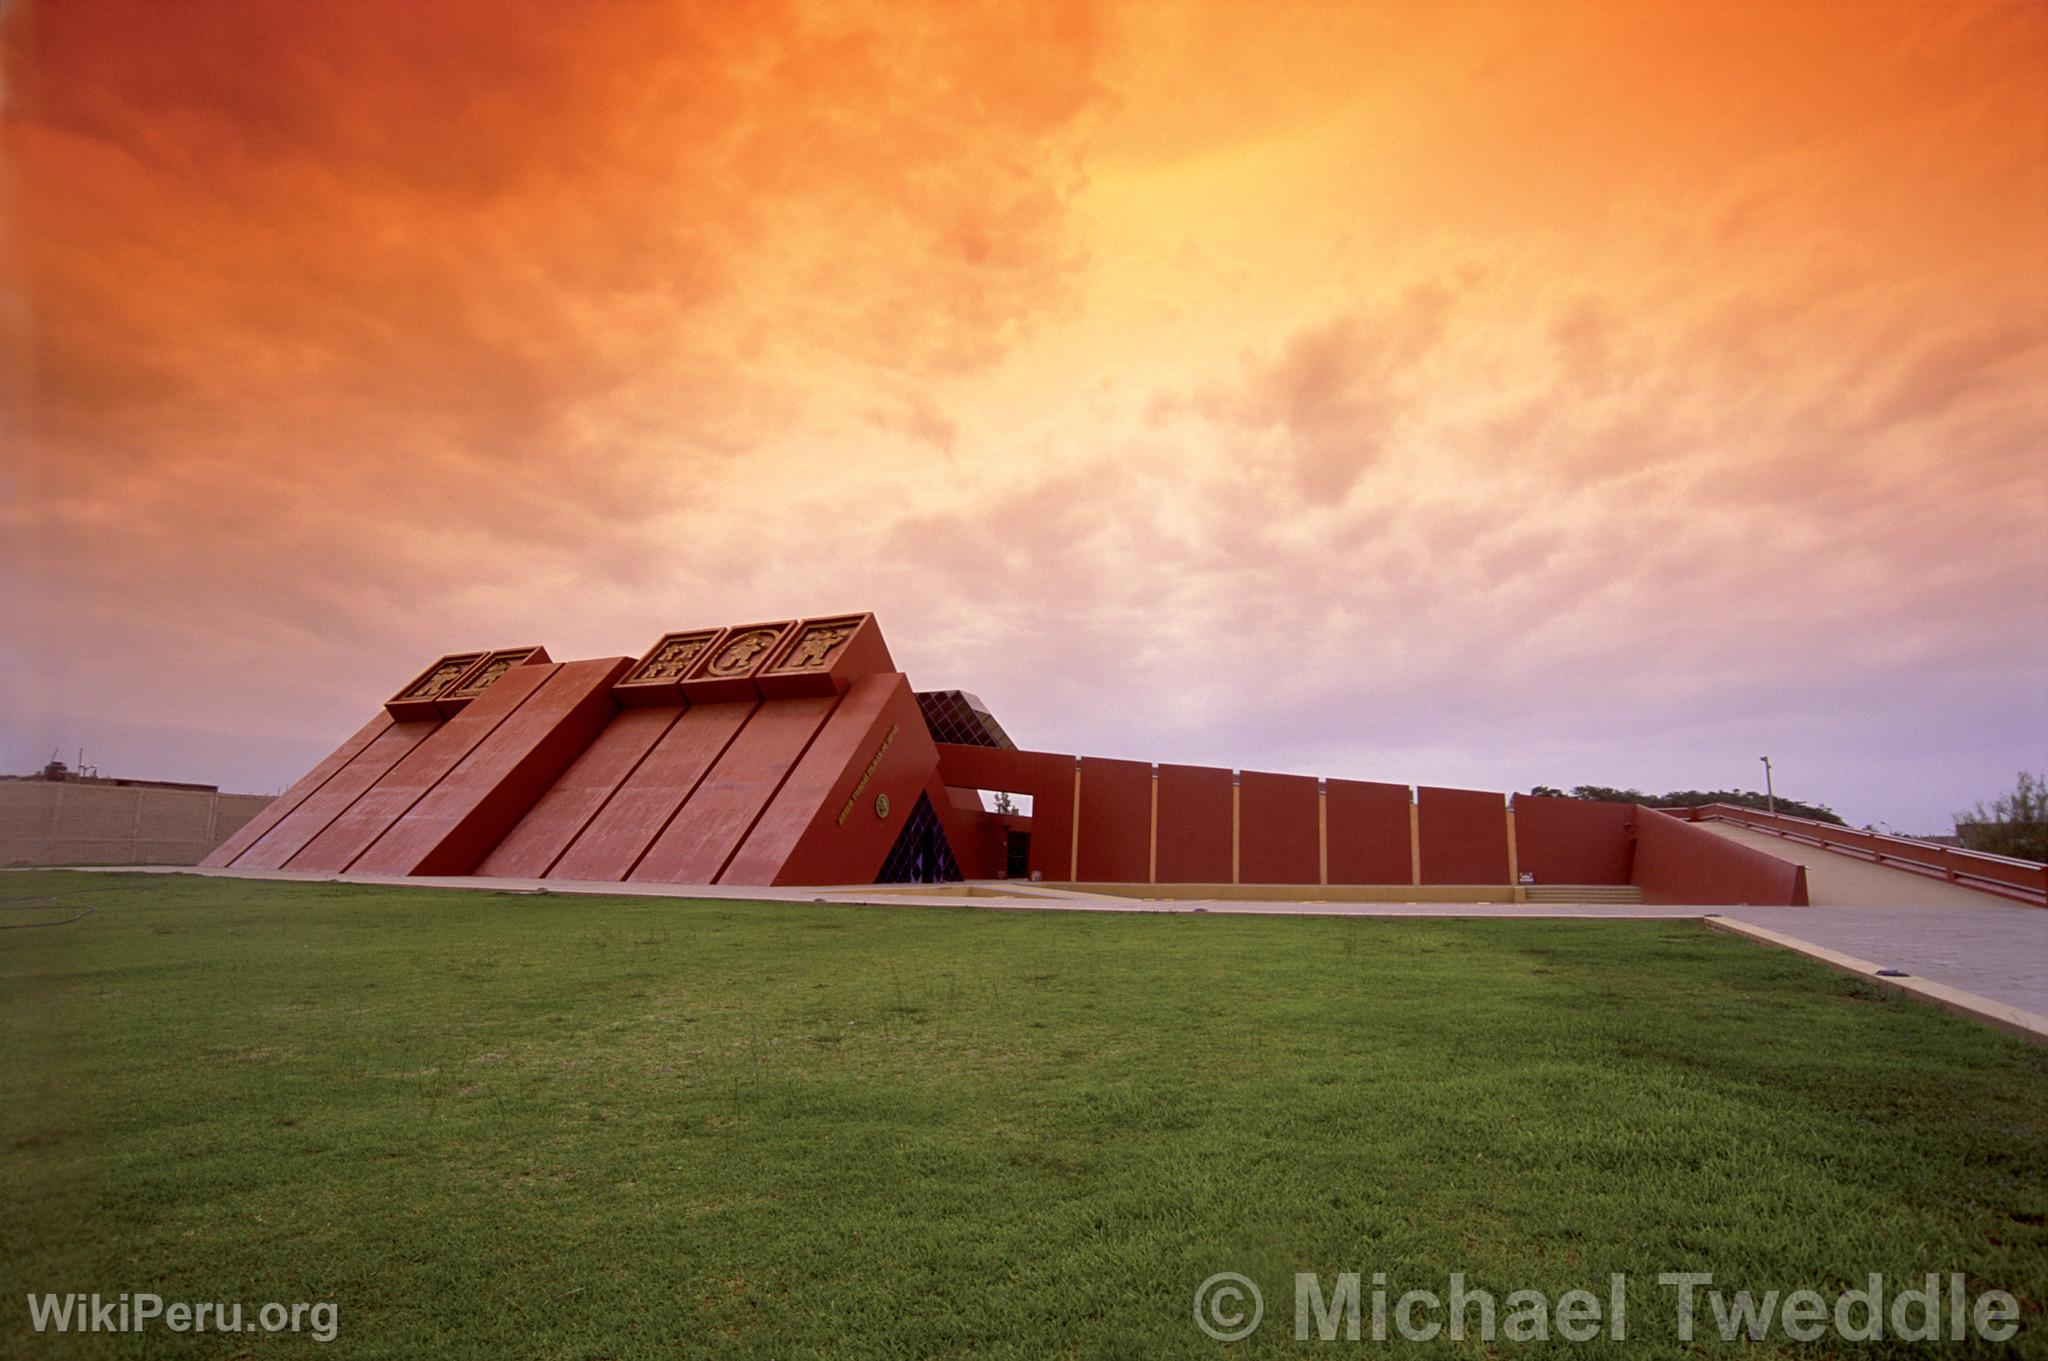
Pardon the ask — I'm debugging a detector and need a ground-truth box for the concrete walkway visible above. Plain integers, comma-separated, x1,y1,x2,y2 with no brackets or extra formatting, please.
53,864,2048,1044
55,865,1709,917
1712,904,2048,1014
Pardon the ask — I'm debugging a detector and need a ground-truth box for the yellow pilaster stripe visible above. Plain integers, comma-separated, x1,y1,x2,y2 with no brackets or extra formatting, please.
1318,788,1328,886
1148,769,1159,884
1231,781,1241,885
1505,802,1521,902
1408,795,1422,886
1069,761,1082,882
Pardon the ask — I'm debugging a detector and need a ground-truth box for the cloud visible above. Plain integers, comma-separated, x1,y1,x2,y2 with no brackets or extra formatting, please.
1149,284,1453,505
3,0,2042,834
3,0,1110,717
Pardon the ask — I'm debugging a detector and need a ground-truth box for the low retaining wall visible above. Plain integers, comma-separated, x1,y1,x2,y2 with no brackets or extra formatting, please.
0,782,272,866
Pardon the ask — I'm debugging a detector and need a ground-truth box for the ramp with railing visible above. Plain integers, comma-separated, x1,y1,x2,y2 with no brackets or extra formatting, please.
1656,804,2045,908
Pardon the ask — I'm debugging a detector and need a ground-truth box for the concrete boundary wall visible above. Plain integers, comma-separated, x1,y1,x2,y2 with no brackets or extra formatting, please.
0,782,272,866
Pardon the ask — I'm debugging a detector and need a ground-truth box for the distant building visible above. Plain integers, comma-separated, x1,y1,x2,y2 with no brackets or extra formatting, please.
5,758,220,794
1,761,268,867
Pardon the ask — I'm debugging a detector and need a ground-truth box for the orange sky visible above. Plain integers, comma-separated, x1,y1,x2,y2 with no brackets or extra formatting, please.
4,0,2044,830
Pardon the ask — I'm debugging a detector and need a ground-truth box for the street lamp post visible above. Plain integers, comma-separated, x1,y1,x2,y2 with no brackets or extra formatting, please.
1759,755,1775,817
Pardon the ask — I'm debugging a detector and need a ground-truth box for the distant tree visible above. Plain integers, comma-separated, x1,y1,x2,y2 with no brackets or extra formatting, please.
1955,771,2048,863
1522,784,1845,824
1652,789,1845,825
990,790,1018,815
1570,784,1650,805
1521,784,1647,802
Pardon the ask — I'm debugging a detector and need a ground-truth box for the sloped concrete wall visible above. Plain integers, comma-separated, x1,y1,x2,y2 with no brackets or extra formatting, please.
1631,804,1809,905
0,783,272,866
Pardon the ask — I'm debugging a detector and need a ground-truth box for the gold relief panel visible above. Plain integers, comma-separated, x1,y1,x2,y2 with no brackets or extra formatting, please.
708,628,781,676
781,623,854,670
755,614,882,696
628,634,712,684
447,650,526,699
400,654,482,701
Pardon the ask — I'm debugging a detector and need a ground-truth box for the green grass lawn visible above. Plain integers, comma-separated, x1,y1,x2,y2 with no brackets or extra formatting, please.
3,871,2043,1359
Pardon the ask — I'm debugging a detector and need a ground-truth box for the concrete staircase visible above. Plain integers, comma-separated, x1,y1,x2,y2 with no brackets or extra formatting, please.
1523,884,1644,905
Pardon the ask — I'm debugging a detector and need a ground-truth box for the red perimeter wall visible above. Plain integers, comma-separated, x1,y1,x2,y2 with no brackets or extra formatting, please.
1513,796,1635,885
1155,763,1234,883
1237,769,1320,884
942,789,1004,881
1418,785,1510,885
1324,778,1412,884
1632,806,1809,905
1075,757,1153,882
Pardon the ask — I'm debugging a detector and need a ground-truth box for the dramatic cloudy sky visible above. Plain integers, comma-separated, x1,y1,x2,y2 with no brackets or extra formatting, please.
4,0,2043,831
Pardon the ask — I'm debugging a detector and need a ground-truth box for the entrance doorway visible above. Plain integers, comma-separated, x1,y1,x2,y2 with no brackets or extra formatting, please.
1005,830,1031,880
